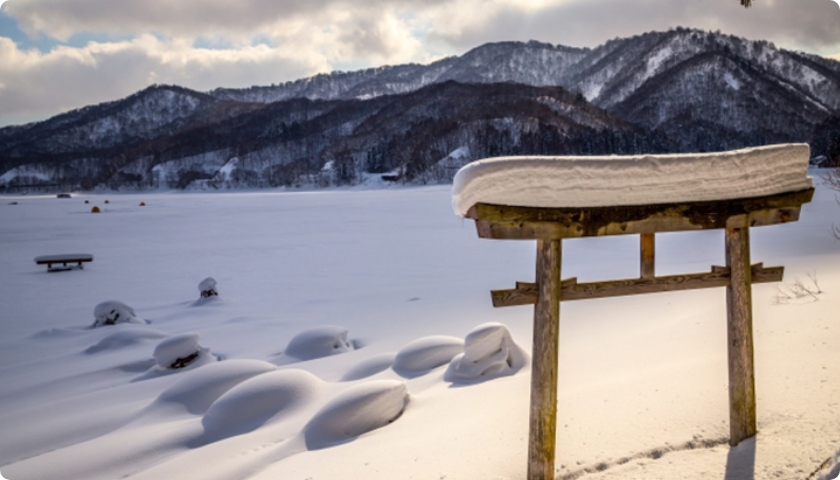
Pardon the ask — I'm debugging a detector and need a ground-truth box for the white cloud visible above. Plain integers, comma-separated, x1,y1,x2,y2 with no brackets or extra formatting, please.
0,0,839,127
0,2,445,126
423,0,840,54
0,35,329,126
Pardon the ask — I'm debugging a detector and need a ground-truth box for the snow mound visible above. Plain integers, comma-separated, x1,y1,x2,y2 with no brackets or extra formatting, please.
92,301,147,327
392,336,464,375
445,323,528,382
84,327,168,354
452,143,813,216
285,326,355,361
202,369,325,438
153,333,213,369
303,380,409,449
339,352,397,381
198,277,218,298
155,359,276,414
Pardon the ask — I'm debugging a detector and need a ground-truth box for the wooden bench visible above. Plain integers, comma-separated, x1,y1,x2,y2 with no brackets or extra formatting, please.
35,254,93,272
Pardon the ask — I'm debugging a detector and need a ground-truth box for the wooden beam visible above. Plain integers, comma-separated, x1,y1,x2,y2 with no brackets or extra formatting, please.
467,188,814,240
641,233,655,279
726,227,757,446
528,239,562,480
491,264,783,307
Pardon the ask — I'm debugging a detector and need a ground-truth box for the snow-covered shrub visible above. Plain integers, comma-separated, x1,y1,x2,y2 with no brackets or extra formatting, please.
92,300,147,327
303,380,408,449
153,332,211,369
284,326,354,360
155,359,276,414
202,369,325,438
445,323,528,382
392,336,464,375
198,277,218,298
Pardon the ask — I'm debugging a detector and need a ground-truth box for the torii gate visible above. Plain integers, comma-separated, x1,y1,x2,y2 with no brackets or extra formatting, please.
454,146,814,480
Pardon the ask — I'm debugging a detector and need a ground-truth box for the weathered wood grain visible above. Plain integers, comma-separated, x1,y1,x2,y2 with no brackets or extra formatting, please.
528,239,562,480
491,264,783,307
641,233,655,279
726,227,757,446
466,188,814,240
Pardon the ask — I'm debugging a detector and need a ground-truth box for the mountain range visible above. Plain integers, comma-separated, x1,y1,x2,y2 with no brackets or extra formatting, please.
2,28,839,191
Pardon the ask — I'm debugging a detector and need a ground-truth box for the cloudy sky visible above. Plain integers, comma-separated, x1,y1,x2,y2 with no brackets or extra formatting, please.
0,0,839,127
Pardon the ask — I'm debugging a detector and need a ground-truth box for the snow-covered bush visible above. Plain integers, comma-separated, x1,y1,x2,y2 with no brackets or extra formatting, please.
392,336,464,375
153,332,212,369
155,359,276,414
92,301,147,327
198,277,218,298
202,369,325,438
303,380,408,449
284,326,355,360
445,323,528,382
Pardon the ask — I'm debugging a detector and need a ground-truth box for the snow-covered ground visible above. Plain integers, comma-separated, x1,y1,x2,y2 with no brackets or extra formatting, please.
0,183,837,480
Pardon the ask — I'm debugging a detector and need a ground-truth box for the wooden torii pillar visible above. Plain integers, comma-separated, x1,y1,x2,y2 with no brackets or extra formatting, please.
465,188,814,480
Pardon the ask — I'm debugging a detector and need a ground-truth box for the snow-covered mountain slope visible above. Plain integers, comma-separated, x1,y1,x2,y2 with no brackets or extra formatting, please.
0,82,657,191
612,51,832,151
2,86,213,155
210,29,840,118
210,41,589,104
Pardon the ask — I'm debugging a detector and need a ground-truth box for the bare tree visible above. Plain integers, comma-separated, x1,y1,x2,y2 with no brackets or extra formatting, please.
741,0,752,6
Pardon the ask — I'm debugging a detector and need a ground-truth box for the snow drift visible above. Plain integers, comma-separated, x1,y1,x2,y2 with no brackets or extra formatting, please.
154,359,277,414
202,369,325,440
284,326,355,360
303,380,409,449
392,336,464,375
340,352,397,381
84,326,168,354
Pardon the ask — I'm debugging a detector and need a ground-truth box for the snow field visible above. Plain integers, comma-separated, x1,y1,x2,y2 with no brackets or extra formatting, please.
0,184,838,479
